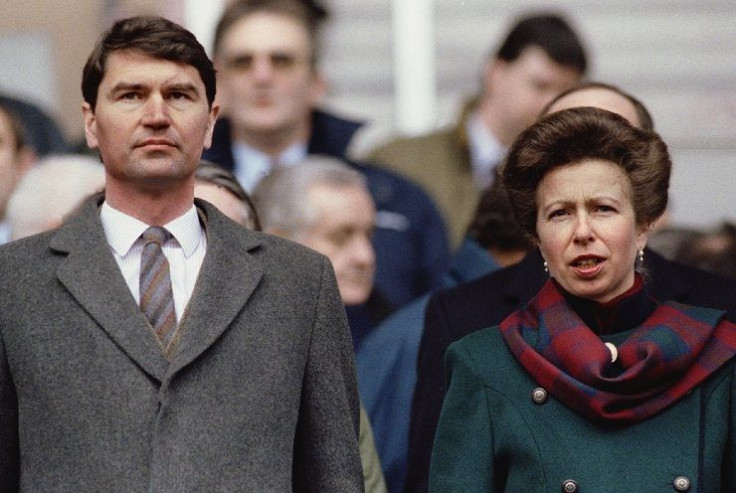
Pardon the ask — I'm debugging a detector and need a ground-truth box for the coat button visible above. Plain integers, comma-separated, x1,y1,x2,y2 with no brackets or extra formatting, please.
531,387,548,404
673,476,690,491
561,479,578,492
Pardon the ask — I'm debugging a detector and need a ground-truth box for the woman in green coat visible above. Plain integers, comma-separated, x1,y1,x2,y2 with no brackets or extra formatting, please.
429,107,736,492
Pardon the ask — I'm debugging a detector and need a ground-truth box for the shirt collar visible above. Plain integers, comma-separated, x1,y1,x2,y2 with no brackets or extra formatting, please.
466,111,506,189
0,220,10,244
100,201,203,258
232,141,308,192
235,140,308,165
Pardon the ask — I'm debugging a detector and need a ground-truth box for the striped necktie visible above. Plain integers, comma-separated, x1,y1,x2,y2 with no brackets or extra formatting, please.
139,226,176,352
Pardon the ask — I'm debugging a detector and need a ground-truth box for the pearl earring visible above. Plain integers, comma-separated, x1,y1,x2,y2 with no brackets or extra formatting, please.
543,260,548,273
638,249,644,264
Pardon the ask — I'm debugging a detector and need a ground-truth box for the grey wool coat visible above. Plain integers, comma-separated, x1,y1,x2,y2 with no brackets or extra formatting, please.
0,197,364,492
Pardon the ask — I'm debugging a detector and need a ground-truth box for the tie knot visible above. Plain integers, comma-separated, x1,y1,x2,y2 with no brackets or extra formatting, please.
141,226,170,247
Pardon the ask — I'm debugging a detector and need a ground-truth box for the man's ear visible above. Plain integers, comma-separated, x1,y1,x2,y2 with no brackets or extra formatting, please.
82,102,99,150
309,70,327,107
482,59,505,95
17,146,36,175
203,104,220,150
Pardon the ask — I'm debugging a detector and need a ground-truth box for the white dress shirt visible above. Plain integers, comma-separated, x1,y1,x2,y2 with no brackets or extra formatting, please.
100,202,207,323
231,140,307,192
466,111,507,190
0,220,10,245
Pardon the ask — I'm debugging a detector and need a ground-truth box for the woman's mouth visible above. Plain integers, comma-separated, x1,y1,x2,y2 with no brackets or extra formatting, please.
571,256,604,276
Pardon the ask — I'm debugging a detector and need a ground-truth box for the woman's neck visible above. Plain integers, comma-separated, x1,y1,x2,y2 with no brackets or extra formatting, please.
556,275,657,335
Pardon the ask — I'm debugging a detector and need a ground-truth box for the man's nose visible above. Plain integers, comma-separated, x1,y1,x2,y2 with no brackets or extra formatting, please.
251,56,275,81
141,95,171,127
353,234,376,270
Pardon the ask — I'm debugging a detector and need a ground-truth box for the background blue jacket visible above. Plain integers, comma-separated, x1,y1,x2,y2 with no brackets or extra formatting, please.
357,238,498,492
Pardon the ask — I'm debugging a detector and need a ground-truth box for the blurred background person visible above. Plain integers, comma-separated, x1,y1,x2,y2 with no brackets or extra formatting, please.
368,12,587,247
253,155,388,493
0,101,35,243
254,156,392,342
432,106,736,492
646,225,703,261
357,169,532,492
0,93,69,158
5,154,104,241
194,159,260,230
674,222,736,280
206,0,450,308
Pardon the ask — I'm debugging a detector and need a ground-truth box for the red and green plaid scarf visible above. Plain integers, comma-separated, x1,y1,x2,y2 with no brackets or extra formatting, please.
500,279,736,424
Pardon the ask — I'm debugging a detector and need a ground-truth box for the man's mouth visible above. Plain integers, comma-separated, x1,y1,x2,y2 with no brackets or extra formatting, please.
138,139,176,148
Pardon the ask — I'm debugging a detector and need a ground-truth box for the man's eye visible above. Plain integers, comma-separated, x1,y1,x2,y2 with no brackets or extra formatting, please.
169,92,189,100
226,55,253,70
270,54,296,69
120,92,140,100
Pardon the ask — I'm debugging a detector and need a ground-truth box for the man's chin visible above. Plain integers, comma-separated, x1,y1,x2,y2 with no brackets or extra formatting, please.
341,287,372,306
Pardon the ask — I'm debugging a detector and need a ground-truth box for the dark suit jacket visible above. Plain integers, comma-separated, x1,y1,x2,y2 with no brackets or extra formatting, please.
0,198,363,492
405,247,736,492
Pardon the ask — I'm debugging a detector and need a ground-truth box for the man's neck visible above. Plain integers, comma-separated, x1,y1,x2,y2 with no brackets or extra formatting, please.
105,182,195,226
232,121,311,157
477,97,516,147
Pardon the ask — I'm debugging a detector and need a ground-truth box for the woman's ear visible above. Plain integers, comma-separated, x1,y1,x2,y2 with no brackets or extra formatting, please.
636,221,655,252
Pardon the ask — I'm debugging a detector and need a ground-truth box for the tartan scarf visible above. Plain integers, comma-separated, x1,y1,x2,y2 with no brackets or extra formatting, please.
499,278,736,424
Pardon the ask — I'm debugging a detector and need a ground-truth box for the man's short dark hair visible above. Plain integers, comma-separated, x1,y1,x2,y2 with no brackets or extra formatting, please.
82,16,217,110
213,0,329,67
495,12,588,74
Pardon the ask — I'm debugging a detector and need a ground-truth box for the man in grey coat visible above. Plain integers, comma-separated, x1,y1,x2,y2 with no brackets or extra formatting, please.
0,16,363,492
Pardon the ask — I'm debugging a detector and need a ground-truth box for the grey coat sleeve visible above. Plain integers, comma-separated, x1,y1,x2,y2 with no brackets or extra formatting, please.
292,257,364,492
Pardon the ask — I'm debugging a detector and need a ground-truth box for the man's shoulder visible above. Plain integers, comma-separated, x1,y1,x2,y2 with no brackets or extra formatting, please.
351,159,432,198
431,263,516,311
0,229,57,258
309,109,364,159
0,229,67,293
203,201,327,268
368,126,459,165
433,255,533,307
427,254,544,336
647,249,736,319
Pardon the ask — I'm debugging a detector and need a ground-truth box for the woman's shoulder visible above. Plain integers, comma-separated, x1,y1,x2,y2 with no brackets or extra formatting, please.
447,326,520,374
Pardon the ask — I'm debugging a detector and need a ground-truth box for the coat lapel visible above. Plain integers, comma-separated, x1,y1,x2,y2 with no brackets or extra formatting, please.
168,201,264,374
51,198,169,382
